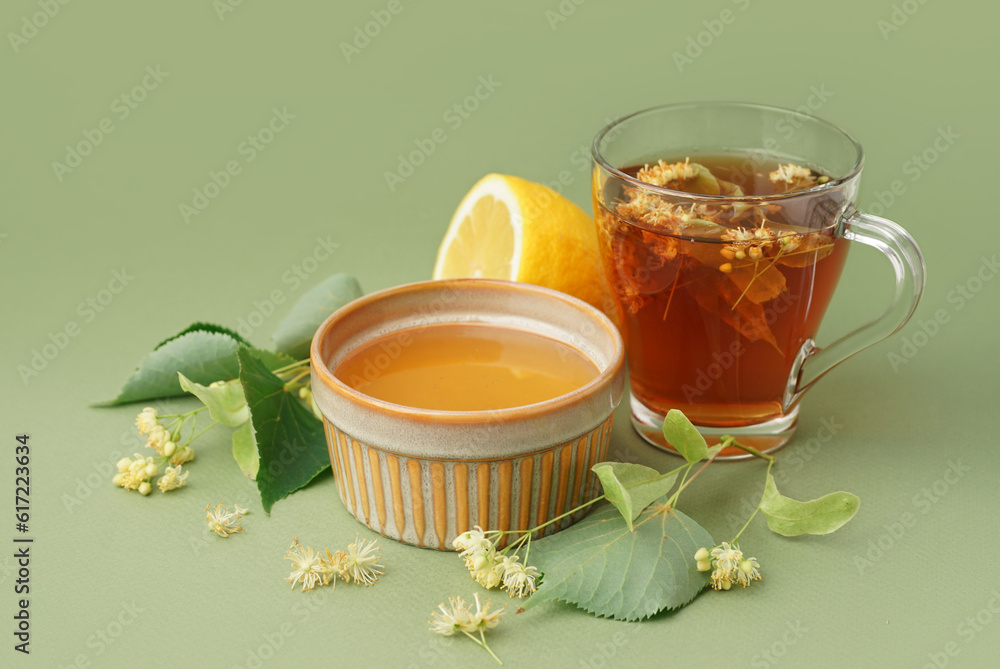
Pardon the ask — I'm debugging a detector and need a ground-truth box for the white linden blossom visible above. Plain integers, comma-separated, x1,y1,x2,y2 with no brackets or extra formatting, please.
206,503,247,537
702,542,762,591
498,555,540,598
135,407,159,435
453,526,494,560
343,536,384,586
285,538,326,591
429,597,474,636
171,446,195,466
467,593,504,631
468,551,502,590
146,425,170,454
320,549,350,587
114,453,157,492
157,465,188,493
735,557,762,588
769,163,814,185
710,542,743,574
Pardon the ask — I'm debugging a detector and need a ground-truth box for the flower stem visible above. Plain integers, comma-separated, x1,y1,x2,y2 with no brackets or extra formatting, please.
187,421,220,444
272,359,310,376
732,461,774,542
463,630,503,665
726,438,776,462
496,495,606,547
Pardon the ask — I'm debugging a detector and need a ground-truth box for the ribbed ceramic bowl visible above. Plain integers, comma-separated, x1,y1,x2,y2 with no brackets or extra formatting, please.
310,279,625,550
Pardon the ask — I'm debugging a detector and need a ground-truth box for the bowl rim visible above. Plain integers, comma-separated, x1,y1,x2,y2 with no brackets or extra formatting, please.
309,278,625,425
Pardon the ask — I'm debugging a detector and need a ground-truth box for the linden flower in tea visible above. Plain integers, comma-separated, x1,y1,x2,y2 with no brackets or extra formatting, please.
597,156,847,423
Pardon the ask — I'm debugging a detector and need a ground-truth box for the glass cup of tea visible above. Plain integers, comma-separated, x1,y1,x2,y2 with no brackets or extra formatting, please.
591,102,925,458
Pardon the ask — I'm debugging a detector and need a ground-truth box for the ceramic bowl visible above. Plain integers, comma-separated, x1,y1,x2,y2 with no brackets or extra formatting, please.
310,279,625,549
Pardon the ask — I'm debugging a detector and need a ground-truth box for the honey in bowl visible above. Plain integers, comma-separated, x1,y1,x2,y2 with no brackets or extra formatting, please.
335,323,599,411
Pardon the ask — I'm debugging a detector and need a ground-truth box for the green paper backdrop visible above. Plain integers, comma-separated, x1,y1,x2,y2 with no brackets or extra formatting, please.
2,1,998,667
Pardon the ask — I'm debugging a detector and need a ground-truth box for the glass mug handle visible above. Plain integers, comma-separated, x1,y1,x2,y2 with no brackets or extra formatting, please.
784,209,926,410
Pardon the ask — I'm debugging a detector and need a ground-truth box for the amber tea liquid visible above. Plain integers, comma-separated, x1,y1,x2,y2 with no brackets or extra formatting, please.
597,155,850,447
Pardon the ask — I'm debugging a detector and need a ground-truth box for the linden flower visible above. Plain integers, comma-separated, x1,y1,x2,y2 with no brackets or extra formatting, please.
113,453,157,492
320,549,350,587
467,593,504,631
636,158,696,186
429,594,505,665
343,536,384,586
468,551,502,590
769,163,814,184
498,555,540,598
156,465,188,493
146,425,170,454
206,503,247,537
285,538,326,591
135,407,159,434
429,596,474,636
698,543,763,590
735,557,762,588
453,526,494,561
171,446,195,466
711,542,743,574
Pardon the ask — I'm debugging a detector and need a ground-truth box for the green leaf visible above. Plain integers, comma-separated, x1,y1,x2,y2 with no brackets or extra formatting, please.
96,323,294,406
523,500,714,621
177,374,249,427
592,462,679,530
237,347,329,513
232,422,259,480
273,274,363,359
759,473,860,536
662,410,708,463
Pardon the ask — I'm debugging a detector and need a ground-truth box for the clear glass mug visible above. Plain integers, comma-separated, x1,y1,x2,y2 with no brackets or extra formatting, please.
591,102,925,458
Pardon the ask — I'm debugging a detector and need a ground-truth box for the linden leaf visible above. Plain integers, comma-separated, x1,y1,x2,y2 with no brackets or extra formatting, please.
95,323,293,406
592,462,679,530
273,274,363,359
691,273,782,353
662,409,708,463
177,374,249,427
760,473,860,536
726,261,787,305
232,422,259,480
523,500,714,621
237,347,329,513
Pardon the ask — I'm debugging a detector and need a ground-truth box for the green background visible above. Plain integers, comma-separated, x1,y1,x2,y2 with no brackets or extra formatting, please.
2,0,999,667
